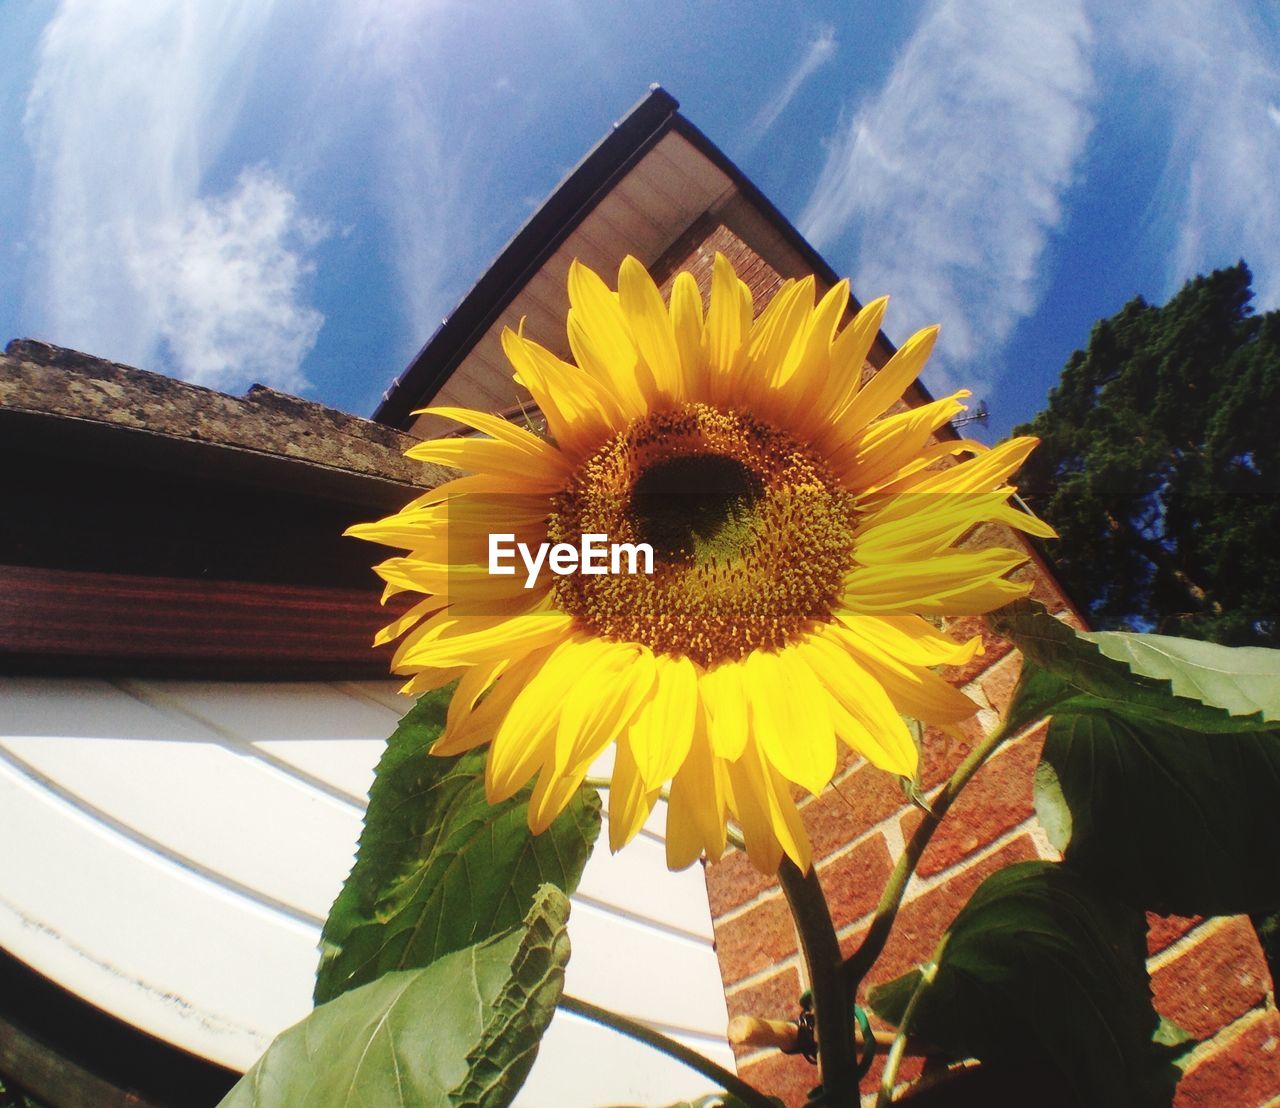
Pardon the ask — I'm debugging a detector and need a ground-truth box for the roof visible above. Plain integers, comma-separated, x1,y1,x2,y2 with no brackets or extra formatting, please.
0,340,440,678
3,338,442,503
373,86,912,434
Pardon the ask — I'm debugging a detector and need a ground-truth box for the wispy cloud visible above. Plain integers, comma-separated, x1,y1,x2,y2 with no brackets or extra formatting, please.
129,167,326,392
745,24,837,149
1118,0,1280,308
312,1,482,346
799,0,1094,395
22,0,325,392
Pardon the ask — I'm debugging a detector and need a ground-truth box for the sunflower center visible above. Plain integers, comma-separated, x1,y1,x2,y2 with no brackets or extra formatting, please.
630,453,762,563
548,403,856,666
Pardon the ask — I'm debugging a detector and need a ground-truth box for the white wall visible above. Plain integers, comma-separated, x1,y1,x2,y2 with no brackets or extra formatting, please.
0,676,734,1105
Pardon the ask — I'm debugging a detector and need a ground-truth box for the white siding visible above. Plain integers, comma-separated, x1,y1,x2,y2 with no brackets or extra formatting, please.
0,676,734,1105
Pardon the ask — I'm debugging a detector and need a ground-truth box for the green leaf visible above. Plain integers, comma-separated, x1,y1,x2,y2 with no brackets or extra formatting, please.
868,862,1183,1108
1080,630,1280,721
992,600,1280,914
222,885,571,1108
989,601,1275,732
316,689,602,1003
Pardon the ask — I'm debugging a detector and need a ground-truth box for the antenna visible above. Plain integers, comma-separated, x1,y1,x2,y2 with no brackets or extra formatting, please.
952,400,989,429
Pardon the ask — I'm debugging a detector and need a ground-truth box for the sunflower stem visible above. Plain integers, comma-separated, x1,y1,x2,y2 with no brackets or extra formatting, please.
842,718,1011,993
777,857,859,1105
558,994,776,1108
875,934,949,1107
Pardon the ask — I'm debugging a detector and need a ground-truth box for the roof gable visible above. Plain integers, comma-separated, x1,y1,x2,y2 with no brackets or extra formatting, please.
374,86,911,437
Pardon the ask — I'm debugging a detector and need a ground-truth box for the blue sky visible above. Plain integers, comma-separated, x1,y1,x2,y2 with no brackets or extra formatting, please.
3,0,1279,442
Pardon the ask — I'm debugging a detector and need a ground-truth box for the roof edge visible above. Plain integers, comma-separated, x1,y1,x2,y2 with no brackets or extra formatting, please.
373,85,680,429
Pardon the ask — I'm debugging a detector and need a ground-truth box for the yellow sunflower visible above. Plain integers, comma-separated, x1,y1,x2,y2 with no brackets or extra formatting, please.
349,254,1053,874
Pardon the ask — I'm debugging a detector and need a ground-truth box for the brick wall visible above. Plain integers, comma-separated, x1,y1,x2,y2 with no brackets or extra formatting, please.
657,225,1280,1104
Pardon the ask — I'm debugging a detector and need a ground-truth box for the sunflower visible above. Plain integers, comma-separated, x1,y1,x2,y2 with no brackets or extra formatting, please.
349,254,1053,874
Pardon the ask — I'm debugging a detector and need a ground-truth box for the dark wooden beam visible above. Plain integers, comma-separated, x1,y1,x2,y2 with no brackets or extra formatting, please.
0,565,407,680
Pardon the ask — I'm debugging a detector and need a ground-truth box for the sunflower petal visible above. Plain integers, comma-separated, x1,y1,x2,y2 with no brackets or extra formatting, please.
618,255,682,403
798,633,917,776
833,324,939,439
609,734,660,852
629,653,699,788
843,548,1030,616
745,649,836,795
703,252,749,395
567,259,649,416
699,661,749,760
727,738,812,873
665,714,727,869
833,623,979,727
670,270,705,397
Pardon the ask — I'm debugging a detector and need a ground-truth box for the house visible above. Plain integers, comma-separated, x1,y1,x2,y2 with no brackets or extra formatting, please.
2,87,1273,1107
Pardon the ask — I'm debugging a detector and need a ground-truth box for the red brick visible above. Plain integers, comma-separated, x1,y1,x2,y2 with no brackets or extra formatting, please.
845,836,1040,989
978,651,1024,718
1152,918,1270,1038
860,1048,926,1098
805,764,907,862
893,1061,1080,1105
712,890,796,986
784,740,864,806
706,846,779,918
713,838,895,986
818,834,895,928
725,964,804,1030
736,1049,819,1108
900,728,1044,878
957,521,1023,555
918,714,987,790
1174,1007,1280,1107
1015,543,1081,619
940,613,1015,686
1147,912,1204,956
1009,557,1072,613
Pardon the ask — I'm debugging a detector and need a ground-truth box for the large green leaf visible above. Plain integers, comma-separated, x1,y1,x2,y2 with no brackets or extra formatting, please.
991,601,1280,915
223,886,571,1108
1080,630,1280,722
989,601,1276,734
316,689,602,1004
868,862,1184,1108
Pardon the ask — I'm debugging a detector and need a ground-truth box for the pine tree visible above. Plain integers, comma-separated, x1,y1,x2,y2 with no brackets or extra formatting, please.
1014,262,1280,647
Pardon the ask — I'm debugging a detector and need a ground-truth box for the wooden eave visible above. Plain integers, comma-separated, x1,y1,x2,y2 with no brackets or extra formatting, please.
373,85,949,441
1,341,435,678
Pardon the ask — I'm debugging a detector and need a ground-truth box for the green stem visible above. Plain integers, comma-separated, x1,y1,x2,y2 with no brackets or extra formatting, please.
874,935,948,1107
777,858,857,1105
843,719,1010,992
558,994,776,1108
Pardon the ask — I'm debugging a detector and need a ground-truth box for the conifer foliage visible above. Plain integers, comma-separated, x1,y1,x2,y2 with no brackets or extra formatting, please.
1015,262,1280,647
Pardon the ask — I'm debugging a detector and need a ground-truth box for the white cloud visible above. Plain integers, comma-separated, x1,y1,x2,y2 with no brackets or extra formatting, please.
799,0,1094,394
745,24,837,148
1119,0,1280,309
22,0,325,391
129,167,326,392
